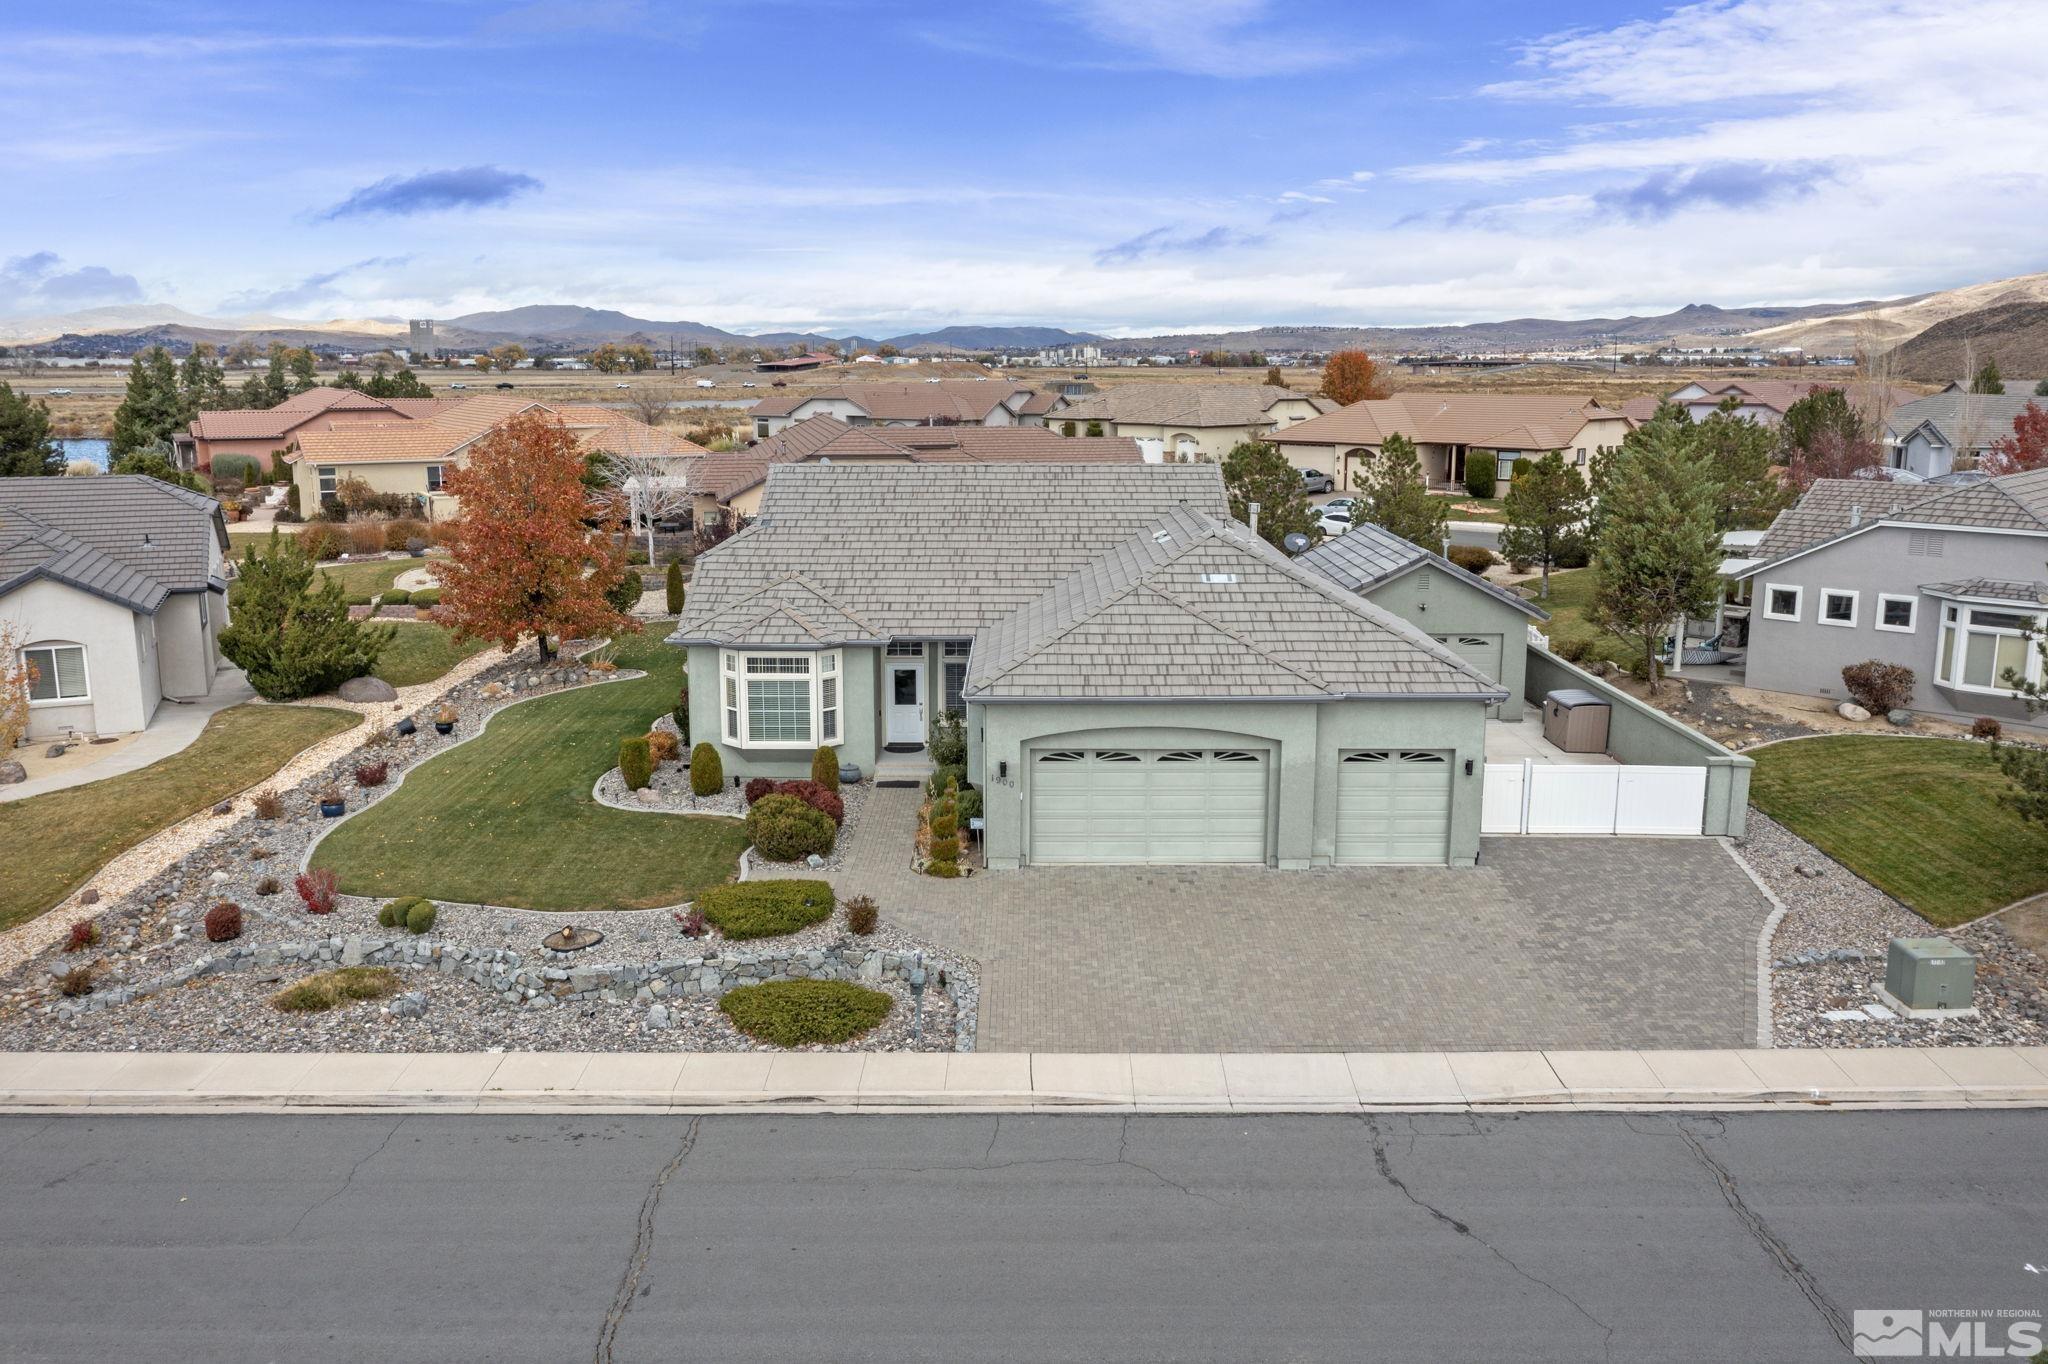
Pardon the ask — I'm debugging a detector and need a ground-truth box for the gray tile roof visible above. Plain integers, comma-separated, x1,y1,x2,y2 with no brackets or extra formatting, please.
967,506,1504,701
0,475,225,613
1292,521,1548,621
1749,467,2048,574
671,463,1230,645
1920,578,2048,605
1053,383,1332,429
1886,392,2046,450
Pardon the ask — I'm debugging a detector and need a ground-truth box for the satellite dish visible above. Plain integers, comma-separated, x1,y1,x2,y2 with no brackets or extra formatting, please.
1282,532,1311,555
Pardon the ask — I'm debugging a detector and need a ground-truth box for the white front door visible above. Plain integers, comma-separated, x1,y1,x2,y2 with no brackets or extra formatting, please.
886,664,925,745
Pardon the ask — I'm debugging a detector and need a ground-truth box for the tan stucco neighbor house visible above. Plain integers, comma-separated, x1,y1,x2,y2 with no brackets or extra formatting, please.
744,381,1050,439
285,393,706,520
1,476,232,740
173,386,459,474
670,462,1507,870
1274,393,1633,489
1047,383,1337,463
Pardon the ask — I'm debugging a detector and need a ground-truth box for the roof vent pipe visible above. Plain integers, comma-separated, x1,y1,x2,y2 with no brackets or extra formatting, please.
1849,504,1862,527
1248,501,1260,538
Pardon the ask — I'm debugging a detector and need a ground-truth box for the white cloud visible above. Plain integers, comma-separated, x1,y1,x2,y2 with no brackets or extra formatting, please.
1040,0,1364,77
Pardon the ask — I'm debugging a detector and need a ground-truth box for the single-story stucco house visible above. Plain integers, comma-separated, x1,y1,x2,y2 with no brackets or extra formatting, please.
1292,521,1550,721
1,476,232,740
671,462,1514,869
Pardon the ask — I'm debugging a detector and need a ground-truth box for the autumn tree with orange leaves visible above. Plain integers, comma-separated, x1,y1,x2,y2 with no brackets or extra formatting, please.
1984,400,2048,476
1320,350,1392,406
436,411,637,660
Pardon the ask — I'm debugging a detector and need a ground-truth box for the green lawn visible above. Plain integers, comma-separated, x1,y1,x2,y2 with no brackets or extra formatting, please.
1749,736,2048,926
373,622,492,688
315,557,417,600
1440,494,1507,524
0,704,359,931
311,625,747,912
1516,567,1643,672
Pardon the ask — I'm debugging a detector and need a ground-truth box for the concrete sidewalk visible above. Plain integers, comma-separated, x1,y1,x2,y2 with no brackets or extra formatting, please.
0,668,255,804
4,1046,2046,1113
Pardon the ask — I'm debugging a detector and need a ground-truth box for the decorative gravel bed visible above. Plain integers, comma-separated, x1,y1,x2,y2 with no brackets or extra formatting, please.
0,647,974,1054
1734,812,2048,1048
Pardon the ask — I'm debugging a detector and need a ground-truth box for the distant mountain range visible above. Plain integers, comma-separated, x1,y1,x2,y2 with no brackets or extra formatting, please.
1890,300,2048,382
5,271,2044,362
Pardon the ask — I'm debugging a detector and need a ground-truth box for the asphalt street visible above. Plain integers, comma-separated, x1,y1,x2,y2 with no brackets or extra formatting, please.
1,1111,2043,1362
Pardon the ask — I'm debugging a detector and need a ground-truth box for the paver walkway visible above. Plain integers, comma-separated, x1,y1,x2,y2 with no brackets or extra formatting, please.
764,787,1773,1054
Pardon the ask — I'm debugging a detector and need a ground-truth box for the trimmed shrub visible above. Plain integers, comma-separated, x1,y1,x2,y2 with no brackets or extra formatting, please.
775,778,844,826
409,587,441,607
64,920,101,953
924,860,962,879
673,681,690,744
619,735,654,791
811,744,841,792
377,895,425,929
252,789,283,819
380,589,411,607
355,760,388,787
928,835,960,862
743,775,778,806
925,765,967,798
844,895,878,935
1554,535,1592,569
204,901,244,942
1973,716,2003,741
929,711,967,768
956,788,982,823
384,518,427,551
1464,450,1497,499
696,880,834,939
295,868,338,915
605,571,642,613
272,966,400,1013
210,453,264,486
405,900,436,935
1554,635,1593,664
929,808,958,840
746,793,837,862
719,979,891,1047
690,742,723,797
665,560,685,615
255,875,281,896
1842,660,1915,714
1446,545,1496,574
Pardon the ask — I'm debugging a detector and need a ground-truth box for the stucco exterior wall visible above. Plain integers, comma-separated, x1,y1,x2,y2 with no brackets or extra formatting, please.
1,579,154,739
154,591,220,699
291,458,445,515
1360,566,1533,720
1093,420,1272,463
971,697,1488,870
1742,524,2048,730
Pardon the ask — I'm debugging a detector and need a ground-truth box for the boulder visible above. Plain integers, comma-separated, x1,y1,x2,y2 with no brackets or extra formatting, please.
1886,708,1916,728
0,760,25,785
339,676,399,703
45,743,68,758
1835,701,1871,722
635,787,661,806
644,1003,672,1031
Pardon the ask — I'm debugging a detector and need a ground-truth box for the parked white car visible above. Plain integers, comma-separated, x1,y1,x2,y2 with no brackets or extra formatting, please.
695,379,716,389
1316,506,1353,537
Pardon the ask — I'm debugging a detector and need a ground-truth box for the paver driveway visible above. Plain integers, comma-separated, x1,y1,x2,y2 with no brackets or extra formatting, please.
763,787,1774,1053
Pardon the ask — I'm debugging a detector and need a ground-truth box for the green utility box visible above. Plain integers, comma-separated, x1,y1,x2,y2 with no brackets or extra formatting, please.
1884,937,1975,1012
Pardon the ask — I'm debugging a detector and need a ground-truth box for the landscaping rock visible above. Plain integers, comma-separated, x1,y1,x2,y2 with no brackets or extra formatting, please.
339,676,400,703
0,761,25,785
78,888,98,905
1886,708,1916,727
1835,702,1871,721
45,743,68,758
390,991,428,1019
645,1003,671,1031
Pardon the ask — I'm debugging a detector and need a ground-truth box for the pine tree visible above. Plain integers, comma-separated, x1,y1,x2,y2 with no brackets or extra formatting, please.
287,348,318,392
1498,451,1590,598
0,381,60,476
1220,439,1319,548
1351,433,1448,549
1592,426,1723,692
217,532,393,699
1971,359,2005,395
110,346,193,458
262,345,291,406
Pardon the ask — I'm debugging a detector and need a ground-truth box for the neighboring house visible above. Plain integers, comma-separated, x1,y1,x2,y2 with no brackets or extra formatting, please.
756,353,838,373
671,463,1509,869
173,387,459,474
1047,384,1336,463
1621,378,1917,430
746,381,1045,438
1273,394,1633,489
688,415,1141,524
284,394,705,520
1,476,231,740
1293,522,1549,721
1883,391,2045,479
1735,468,2048,730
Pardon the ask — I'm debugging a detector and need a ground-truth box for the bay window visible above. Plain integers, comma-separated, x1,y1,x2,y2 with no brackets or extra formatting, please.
720,650,840,747
1937,604,2042,695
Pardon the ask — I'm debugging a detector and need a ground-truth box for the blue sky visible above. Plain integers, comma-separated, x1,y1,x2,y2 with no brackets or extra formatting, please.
3,0,2045,335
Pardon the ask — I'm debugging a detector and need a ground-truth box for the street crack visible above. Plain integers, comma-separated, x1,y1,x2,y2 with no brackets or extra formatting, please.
596,1118,701,1364
1363,1114,1615,1361
283,1116,405,1240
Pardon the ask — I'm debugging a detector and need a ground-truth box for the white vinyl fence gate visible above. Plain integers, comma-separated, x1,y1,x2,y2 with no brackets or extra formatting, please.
1481,762,1708,837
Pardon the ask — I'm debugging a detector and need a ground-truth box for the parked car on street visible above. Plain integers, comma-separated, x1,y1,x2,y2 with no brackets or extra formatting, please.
695,379,716,388
1300,468,1334,494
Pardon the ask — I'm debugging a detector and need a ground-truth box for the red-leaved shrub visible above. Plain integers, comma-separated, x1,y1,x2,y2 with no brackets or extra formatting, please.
774,779,844,827
295,868,339,915
64,920,101,953
1841,660,1915,714
354,761,388,788
204,901,243,942
743,776,777,806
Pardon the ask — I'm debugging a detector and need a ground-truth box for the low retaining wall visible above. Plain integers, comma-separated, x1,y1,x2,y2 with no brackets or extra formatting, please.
1524,646,1753,837
51,933,978,1051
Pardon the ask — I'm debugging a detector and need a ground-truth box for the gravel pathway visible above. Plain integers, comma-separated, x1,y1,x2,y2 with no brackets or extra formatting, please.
1731,812,2048,1047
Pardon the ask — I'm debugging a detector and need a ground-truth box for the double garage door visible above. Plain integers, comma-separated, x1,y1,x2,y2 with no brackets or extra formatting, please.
1029,748,1268,864
1025,746,1453,866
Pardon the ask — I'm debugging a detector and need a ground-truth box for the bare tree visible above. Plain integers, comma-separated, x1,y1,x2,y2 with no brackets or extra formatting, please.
593,451,696,564
624,387,673,427
1852,314,1898,447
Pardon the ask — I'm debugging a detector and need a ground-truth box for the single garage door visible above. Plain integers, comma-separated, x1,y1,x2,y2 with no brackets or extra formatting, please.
1029,748,1268,865
1334,750,1453,865
1433,633,1503,685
